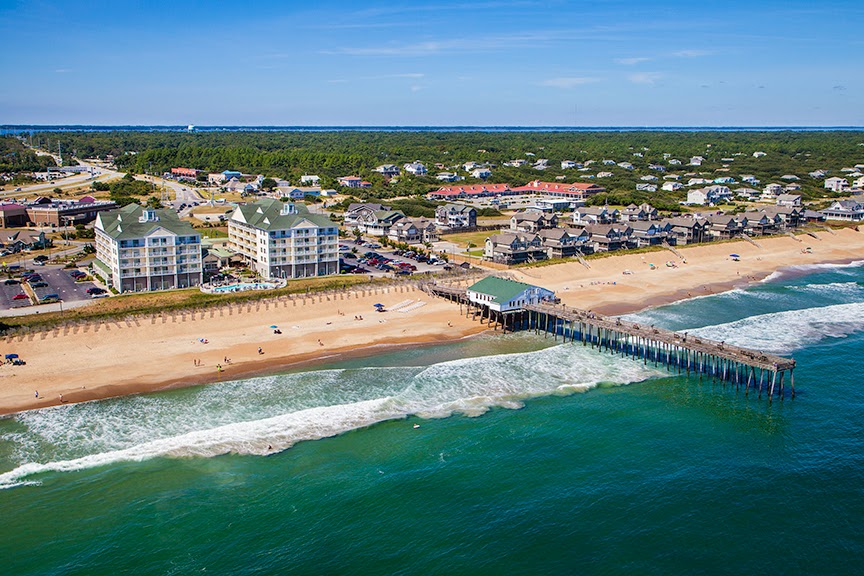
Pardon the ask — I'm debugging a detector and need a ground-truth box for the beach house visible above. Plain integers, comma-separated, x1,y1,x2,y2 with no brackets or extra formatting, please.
510,211,558,233
484,232,546,264
227,198,339,279
435,203,477,229
466,276,555,313
824,177,849,192
387,218,438,245
94,205,202,292
821,200,864,221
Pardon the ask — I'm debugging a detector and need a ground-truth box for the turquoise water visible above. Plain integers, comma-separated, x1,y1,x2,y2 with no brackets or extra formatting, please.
3,262,864,574
212,282,278,293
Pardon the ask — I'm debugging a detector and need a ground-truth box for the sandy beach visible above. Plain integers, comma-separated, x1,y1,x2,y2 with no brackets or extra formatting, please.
3,228,864,415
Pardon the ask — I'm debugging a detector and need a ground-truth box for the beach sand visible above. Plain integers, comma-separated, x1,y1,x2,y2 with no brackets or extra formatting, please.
3,228,863,415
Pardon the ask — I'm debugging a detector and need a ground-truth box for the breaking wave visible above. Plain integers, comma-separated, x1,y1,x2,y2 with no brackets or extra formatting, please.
0,341,662,489
690,301,864,355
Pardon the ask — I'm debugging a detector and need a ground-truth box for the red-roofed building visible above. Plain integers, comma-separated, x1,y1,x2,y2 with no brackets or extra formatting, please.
427,183,512,200
171,167,201,180
510,180,606,199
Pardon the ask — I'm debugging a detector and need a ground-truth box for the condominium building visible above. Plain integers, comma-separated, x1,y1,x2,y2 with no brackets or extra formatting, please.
94,204,202,292
227,198,339,279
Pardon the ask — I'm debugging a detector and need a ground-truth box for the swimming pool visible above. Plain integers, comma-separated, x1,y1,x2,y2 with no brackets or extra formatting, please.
211,282,279,293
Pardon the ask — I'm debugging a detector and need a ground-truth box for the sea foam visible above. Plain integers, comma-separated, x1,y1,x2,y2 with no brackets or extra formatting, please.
0,341,662,489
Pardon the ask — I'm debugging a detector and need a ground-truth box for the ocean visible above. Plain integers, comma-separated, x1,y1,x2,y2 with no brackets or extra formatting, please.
2,263,864,575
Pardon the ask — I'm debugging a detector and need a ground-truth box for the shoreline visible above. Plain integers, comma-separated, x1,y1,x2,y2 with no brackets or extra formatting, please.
3,229,864,416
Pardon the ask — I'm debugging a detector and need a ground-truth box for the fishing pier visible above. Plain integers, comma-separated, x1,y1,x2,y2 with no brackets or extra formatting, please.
427,280,795,400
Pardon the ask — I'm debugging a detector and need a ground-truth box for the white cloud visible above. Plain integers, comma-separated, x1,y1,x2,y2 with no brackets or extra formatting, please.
615,57,651,65
539,77,601,88
629,72,663,85
673,49,710,58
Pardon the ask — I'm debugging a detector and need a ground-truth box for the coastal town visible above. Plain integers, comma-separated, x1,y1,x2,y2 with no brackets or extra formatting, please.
1,133,863,316
1,130,864,414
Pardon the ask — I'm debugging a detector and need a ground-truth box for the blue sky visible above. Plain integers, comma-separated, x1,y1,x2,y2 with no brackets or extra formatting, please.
1,0,862,126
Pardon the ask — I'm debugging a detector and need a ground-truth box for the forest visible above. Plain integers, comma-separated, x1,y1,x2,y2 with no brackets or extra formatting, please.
20,130,864,205
0,136,56,173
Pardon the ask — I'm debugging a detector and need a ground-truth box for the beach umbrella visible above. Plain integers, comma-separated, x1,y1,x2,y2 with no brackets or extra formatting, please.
373,303,384,307
729,254,740,258
270,325,278,329
5,353,18,359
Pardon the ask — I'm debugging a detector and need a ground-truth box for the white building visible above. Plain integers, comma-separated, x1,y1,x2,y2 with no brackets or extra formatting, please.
227,198,339,279
94,204,202,293
466,276,555,313
403,161,428,176
825,177,849,192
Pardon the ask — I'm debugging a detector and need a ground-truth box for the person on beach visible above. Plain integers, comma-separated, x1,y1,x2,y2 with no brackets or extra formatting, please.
258,347,263,355
35,390,38,398
59,393,64,403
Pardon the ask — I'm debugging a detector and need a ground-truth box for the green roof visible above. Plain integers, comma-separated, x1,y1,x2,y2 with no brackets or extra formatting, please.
468,276,544,303
232,198,336,231
97,204,199,240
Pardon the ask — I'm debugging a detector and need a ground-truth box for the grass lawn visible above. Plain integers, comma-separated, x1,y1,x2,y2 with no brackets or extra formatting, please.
440,230,491,249
0,274,378,332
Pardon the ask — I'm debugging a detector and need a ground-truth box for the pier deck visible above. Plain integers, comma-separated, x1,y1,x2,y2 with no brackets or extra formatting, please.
426,283,795,399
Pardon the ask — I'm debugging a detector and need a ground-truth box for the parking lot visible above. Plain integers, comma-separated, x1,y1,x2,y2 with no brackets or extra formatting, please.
338,240,451,277
0,265,102,310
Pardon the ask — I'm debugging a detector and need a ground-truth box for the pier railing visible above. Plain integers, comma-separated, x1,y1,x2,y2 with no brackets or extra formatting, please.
425,283,795,400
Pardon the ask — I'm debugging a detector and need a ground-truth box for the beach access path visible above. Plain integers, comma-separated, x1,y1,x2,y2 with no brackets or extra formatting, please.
2,228,864,415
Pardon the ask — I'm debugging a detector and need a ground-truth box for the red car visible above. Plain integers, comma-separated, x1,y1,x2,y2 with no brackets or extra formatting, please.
12,293,28,300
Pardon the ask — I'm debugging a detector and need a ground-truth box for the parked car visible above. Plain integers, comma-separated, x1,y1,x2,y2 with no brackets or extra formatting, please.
86,287,107,295
4,279,19,285
40,293,59,302
12,293,28,300
30,281,49,288
91,293,109,299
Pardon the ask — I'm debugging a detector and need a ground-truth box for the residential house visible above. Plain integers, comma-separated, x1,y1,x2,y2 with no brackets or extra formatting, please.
662,181,683,192
668,159,682,166
300,174,321,185
704,214,747,240
662,217,708,245
617,162,635,170
781,175,800,181
641,175,659,181
585,224,633,252
629,221,673,247
621,203,659,222
463,161,482,171
809,170,828,179
853,176,864,189
435,204,477,229
436,172,461,182
388,217,439,244
484,232,546,264
344,203,390,227
735,187,761,201
687,178,710,187
753,151,767,158
537,228,584,258
94,205,202,293
227,198,339,279
572,206,619,225
824,177,849,192
504,159,528,168
373,164,400,177
403,162,428,176
470,167,492,179
338,176,371,188
821,200,864,221
510,211,559,233
635,183,657,192
689,156,705,166
0,230,50,252
714,177,736,184
466,276,555,313
561,160,580,170
776,194,802,207
596,172,614,178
